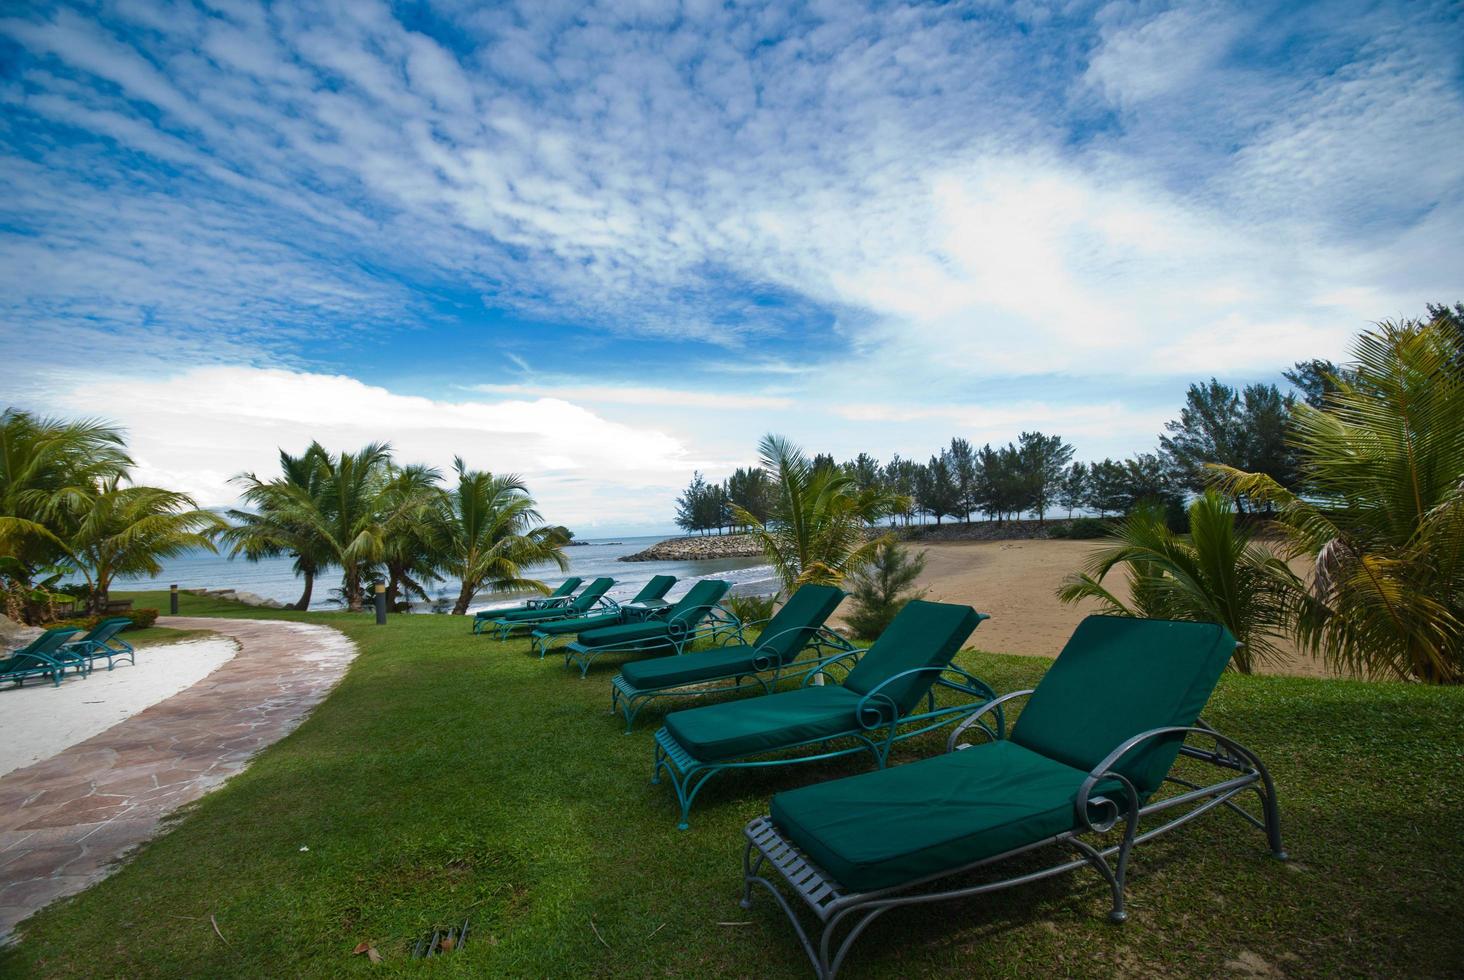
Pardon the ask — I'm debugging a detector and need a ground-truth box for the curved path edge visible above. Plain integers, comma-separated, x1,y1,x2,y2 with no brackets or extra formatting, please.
0,617,357,942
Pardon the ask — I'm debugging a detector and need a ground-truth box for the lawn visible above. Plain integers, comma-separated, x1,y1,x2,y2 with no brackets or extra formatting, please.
3,591,1462,977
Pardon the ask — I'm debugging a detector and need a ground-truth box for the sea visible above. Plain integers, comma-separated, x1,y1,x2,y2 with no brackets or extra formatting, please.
106,536,778,613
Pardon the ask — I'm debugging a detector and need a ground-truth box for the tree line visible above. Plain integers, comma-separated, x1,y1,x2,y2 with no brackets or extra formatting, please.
672,302,1464,533
0,416,570,620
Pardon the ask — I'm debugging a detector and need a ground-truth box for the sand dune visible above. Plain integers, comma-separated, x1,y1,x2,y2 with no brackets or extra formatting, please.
834,538,1336,679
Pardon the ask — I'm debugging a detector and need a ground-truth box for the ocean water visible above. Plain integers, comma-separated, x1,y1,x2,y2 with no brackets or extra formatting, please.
106,536,777,612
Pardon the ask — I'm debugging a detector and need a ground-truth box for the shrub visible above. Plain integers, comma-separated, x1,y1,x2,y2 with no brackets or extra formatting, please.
1048,517,1113,539
845,540,927,640
725,592,777,625
49,608,159,632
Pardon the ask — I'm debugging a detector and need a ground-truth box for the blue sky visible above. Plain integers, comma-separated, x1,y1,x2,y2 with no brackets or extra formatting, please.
2,0,1461,533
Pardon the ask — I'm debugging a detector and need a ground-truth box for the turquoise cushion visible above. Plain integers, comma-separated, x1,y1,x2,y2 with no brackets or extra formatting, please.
663,686,865,762
576,620,672,648
534,612,621,637
666,579,732,627
842,601,984,714
619,645,761,689
754,584,845,665
771,740,1116,892
1011,616,1236,797
632,575,677,603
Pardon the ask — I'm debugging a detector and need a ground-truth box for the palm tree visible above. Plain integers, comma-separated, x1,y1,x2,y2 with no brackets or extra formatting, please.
1212,318,1464,682
223,444,333,611
59,478,224,614
378,462,445,610
1057,492,1305,674
0,408,132,587
733,434,906,595
434,458,568,615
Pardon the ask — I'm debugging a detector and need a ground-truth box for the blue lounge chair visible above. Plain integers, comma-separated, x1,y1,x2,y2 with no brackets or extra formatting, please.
741,615,1286,979
529,575,678,658
563,579,736,678
651,600,991,829
64,616,136,670
610,584,852,731
1,627,85,688
471,577,582,634
476,577,615,639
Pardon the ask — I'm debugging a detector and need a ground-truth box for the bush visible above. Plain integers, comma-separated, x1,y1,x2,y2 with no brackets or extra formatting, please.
725,592,777,625
845,540,927,640
49,608,159,632
1048,517,1113,539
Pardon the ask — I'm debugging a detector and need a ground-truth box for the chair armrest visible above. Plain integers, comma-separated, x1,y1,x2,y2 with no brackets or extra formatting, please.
850,666,990,732
747,623,851,671
945,688,1034,751
798,647,866,686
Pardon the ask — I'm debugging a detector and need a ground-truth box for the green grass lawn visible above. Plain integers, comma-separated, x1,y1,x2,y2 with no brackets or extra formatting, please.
3,591,1462,977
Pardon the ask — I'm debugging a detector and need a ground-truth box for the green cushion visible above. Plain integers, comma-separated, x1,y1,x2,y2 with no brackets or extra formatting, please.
632,575,677,603
492,606,569,623
549,577,583,597
771,740,1116,892
569,577,615,611
666,579,732,627
534,612,621,637
619,645,762,689
663,686,865,762
842,601,985,714
754,584,845,665
576,620,673,649
1010,616,1236,797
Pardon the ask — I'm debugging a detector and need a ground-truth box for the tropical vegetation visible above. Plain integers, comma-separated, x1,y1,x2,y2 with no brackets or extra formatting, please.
732,434,904,593
1215,317,1464,683
1057,492,1305,673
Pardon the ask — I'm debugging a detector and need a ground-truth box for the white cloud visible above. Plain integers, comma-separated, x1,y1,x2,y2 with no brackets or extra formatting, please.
32,365,706,529
471,383,793,410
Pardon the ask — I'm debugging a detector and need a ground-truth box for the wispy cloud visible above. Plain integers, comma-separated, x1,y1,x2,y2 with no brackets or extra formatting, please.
1,0,1460,518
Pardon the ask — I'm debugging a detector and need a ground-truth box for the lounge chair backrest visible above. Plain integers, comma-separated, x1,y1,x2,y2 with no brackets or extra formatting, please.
571,578,615,610
550,577,583,598
631,575,677,603
80,617,132,644
841,601,985,714
667,580,732,628
7,627,81,660
756,585,846,665
1010,616,1236,796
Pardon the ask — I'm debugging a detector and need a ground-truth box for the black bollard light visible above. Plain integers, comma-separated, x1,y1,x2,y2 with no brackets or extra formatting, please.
170,583,179,615
374,583,387,625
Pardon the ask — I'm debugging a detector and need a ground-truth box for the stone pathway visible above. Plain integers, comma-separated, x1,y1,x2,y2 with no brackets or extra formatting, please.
0,618,356,941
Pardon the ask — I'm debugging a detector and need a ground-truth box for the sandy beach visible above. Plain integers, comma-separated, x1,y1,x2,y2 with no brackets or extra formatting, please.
835,539,1336,679
0,638,237,778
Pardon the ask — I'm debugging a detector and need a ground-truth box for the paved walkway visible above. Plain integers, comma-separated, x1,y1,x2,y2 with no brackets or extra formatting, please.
0,618,356,941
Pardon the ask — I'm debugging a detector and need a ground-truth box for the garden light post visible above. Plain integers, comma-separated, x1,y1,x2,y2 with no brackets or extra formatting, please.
374,583,387,625
169,584,178,615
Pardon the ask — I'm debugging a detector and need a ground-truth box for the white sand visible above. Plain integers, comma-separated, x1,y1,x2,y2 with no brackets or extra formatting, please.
0,638,237,778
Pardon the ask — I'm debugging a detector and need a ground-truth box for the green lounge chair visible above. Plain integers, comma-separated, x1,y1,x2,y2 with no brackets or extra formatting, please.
471,577,582,634
64,616,136,670
1,627,84,687
741,615,1286,979
651,600,991,830
529,575,678,658
610,584,853,732
477,577,615,639
563,579,735,678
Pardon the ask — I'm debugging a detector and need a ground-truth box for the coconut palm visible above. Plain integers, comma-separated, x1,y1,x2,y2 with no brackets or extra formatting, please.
1212,318,1464,683
378,462,445,610
0,408,132,585
58,478,224,613
223,444,333,611
1056,492,1305,673
733,434,907,594
434,458,569,615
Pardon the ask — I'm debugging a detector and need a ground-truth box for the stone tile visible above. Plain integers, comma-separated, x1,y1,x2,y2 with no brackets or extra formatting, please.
0,618,355,942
